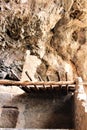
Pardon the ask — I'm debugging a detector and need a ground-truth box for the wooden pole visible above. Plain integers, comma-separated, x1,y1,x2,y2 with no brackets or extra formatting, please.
0,79,75,86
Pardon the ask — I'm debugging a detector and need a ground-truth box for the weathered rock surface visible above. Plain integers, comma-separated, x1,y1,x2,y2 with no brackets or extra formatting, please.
1,0,87,81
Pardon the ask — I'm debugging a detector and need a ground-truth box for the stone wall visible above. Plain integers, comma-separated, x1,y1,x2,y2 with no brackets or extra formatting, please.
0,85,74,129
1,0,87,129
75,78,87,130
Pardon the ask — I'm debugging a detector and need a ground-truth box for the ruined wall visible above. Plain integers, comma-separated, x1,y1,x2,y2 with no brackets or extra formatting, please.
0,85,74,128
75,78,87,130
1,0,87,129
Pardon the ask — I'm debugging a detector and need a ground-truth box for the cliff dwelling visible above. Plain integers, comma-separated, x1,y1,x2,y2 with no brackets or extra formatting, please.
0,0,87,129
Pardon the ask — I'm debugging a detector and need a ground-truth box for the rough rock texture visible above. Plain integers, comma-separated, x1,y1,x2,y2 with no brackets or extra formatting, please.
1,0,87,81
0,1,84,80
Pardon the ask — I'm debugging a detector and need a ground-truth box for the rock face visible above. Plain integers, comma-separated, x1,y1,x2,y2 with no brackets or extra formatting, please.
1,0,87,81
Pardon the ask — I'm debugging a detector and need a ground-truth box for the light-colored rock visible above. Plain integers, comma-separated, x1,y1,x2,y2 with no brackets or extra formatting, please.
1,0,87,82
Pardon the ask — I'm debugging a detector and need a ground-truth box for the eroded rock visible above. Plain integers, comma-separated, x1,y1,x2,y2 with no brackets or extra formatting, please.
0,0,87,85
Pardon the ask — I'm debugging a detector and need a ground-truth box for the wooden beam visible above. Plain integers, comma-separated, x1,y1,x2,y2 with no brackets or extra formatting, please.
0,79,75,86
